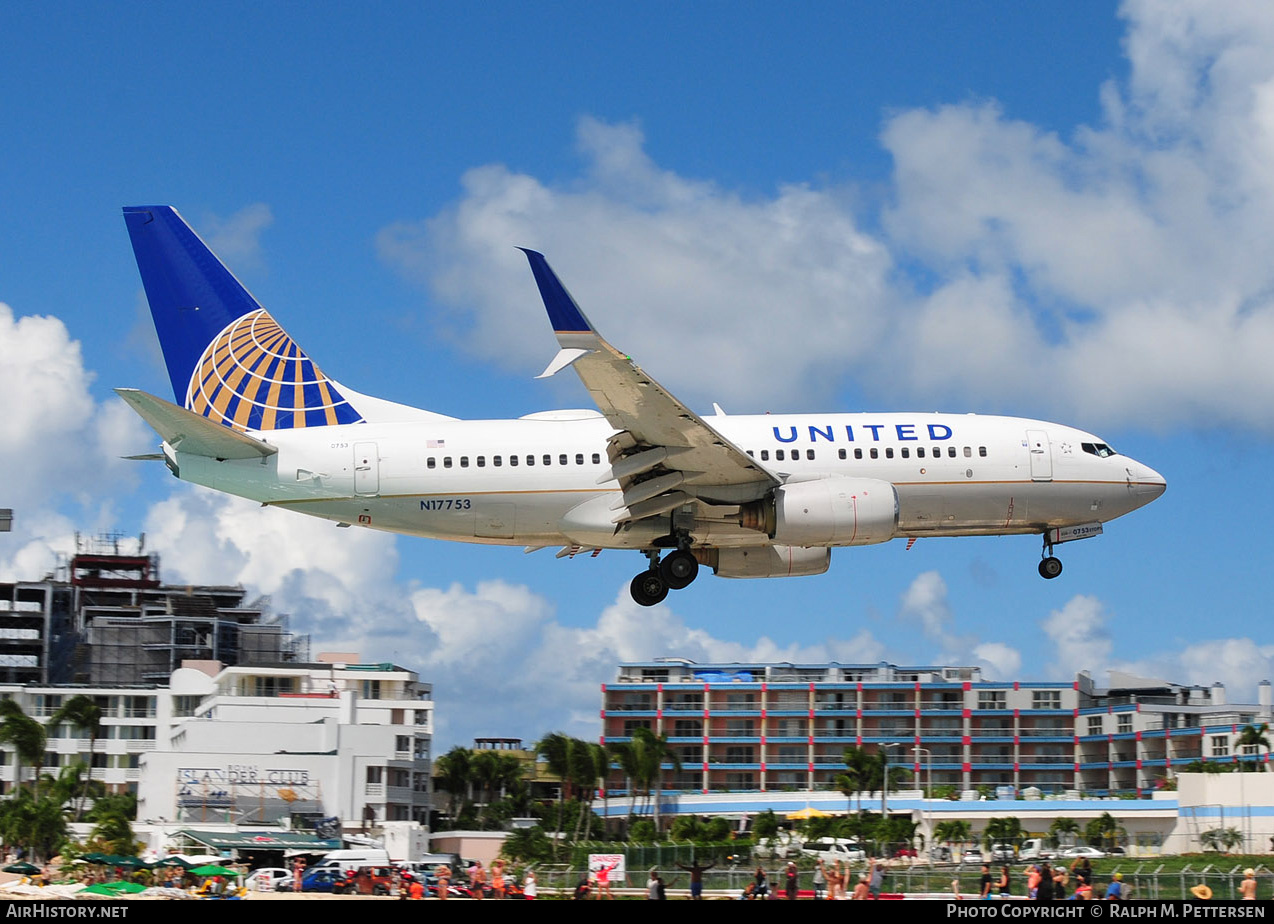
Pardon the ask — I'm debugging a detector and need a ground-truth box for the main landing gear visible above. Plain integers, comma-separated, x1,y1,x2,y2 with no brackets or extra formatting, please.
1038,533,1063,580
630,547,700,606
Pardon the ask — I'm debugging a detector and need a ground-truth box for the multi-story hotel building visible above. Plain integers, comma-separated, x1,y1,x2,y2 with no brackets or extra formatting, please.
602,660,1272,796
0,655,433,830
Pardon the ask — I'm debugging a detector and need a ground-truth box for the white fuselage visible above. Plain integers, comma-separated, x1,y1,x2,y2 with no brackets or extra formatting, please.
166,410,1165,551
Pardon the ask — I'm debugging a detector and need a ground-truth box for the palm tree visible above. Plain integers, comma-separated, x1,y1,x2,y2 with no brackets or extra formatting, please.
587,742,613,839
1201,826,1243,853
631,727,681,833
470,748,494,806
535,732,576,855
1237,724,1271,771
834,769,861,817
984,816,1025,853
433,746,473,821
1049,816,1080,848
48,695,102,821
0,700,47,796
1084,811,1125,850
935,819,972,852
842,746,873,814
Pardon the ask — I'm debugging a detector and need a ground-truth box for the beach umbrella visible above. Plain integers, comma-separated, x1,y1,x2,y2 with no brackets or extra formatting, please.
3,862,40,874
190,865,238,877
101,881,146,894
786,806,832,820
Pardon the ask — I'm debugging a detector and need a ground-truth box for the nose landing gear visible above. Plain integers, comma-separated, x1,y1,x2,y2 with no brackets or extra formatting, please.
630,545,700,606
1038,533,1062,579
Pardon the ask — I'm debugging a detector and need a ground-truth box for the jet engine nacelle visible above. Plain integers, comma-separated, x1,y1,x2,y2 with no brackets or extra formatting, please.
696,545,831,579
740,477,898,547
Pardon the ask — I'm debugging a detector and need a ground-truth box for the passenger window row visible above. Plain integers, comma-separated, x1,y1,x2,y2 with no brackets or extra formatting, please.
742,446,990,462
426,452,602,470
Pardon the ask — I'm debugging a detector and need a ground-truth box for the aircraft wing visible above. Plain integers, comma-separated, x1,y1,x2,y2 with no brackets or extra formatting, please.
521,249,776,520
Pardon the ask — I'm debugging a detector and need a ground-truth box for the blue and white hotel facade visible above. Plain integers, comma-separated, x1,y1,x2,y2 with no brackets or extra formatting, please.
601,660,1273,797
600,660,1274,854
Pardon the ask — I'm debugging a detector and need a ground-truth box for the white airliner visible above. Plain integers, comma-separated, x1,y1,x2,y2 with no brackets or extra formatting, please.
118,206,1166,606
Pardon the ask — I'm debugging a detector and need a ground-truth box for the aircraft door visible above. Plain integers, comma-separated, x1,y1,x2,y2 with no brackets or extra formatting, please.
1026,430,1052,482
353,442,380,496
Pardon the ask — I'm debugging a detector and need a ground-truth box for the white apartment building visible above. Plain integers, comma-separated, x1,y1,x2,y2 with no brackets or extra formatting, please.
1,654,432,833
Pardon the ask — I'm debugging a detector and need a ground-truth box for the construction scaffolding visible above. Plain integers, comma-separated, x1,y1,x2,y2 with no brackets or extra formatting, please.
1,533,310,685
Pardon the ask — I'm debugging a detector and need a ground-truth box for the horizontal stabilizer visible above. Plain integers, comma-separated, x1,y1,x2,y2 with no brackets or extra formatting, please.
122,453,165,461
115,388,278,460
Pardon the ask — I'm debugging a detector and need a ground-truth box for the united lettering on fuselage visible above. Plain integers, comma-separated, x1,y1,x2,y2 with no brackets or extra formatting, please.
773,423,954,443
117,207,1166,607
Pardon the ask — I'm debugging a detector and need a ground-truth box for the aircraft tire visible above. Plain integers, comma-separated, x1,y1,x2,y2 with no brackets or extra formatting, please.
660,550,699,590
631,570,669,606
1038,557,1063,579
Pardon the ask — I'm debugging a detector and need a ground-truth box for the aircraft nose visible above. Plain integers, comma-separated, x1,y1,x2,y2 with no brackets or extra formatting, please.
1131,461,1166,498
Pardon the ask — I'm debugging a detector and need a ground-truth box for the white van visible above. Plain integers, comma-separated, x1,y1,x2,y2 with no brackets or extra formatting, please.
1018,839,1054,860
310,849,391,874
801,839,866,863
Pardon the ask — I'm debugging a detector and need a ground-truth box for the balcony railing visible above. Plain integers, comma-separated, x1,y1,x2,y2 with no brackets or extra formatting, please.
1016,756,1075,764
768,702,810,712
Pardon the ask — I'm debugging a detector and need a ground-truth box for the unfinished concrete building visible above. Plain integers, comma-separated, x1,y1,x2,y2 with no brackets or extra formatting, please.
0,534,308,685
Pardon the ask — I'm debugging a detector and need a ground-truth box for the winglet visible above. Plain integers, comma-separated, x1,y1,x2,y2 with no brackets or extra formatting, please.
518,248,599,340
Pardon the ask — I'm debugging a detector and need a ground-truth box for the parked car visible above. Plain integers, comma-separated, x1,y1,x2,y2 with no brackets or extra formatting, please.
245,868,291,892
893,846,918,859
928,846,953,862
754,833,804,859
990,843,1016,861
277,868,346,893
1018,838,1055,861
308,849,392,875
802,839,866,862
334,865,397,896
1059,846,1107,859
959,849,985,865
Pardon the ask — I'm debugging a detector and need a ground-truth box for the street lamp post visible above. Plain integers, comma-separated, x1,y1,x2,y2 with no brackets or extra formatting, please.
912,747,933,800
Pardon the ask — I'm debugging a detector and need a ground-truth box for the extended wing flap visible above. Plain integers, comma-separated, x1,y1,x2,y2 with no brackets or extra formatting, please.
115,388,277,460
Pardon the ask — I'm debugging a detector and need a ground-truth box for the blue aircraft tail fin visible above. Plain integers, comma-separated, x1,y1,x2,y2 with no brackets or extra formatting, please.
122,206,364,431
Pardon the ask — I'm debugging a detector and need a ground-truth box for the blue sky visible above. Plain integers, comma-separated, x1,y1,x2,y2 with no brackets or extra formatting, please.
3,2,1273,747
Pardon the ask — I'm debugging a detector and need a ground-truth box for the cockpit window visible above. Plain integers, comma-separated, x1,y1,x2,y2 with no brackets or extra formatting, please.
1081,442,1118,458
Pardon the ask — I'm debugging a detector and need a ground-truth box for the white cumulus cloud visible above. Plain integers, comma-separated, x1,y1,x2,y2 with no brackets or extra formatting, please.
380,3,1274,433
0,303,148,510
378,116,893,411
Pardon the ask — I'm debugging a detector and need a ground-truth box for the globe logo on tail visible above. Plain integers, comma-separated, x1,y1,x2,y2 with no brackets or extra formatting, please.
186,310,363,431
